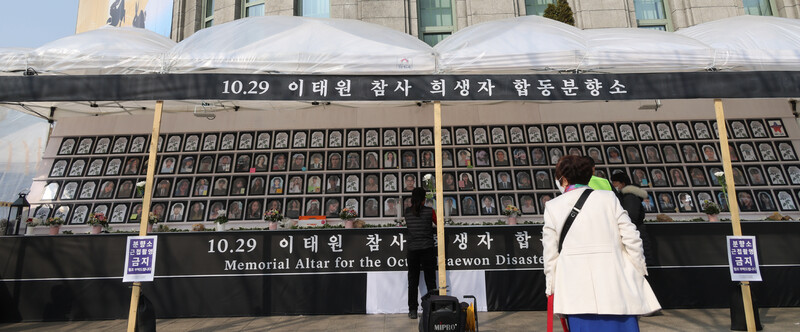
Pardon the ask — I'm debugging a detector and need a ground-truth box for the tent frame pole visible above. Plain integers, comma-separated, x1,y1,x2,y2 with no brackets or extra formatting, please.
433,101,447,295
126,100,164,332
714,98,756,332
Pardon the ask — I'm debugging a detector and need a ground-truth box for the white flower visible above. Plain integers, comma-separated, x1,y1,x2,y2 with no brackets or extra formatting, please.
423,174,433,182
714,171,724,177
136,181,147,188
218,209,226,215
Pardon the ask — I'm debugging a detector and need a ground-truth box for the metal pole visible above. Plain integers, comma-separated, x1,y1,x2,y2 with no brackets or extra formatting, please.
127,100,163,332
433,101,446,295
714,99,756,332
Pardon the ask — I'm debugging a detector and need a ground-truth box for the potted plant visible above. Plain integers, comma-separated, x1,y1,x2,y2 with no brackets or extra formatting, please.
25,218,39,236
339,207,358,228
86,212,108,234
502,205,522,225
147,212,160,233
214,209,228,231
44,216,64,235
264,209,283,230
701,200,721,222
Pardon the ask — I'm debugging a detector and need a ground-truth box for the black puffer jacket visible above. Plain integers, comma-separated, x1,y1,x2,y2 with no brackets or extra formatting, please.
405,206,435,251
618,185,648,227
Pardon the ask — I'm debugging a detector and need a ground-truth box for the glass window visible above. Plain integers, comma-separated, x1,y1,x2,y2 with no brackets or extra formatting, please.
203,0,214,28
419,0,455,46
525,0,556,16
244,0,265,17
743,0,773,16
633,0,672,31
297,0,330,18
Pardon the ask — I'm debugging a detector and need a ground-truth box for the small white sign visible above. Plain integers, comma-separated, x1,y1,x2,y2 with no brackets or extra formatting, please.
123,236,158,282
726,236,762,282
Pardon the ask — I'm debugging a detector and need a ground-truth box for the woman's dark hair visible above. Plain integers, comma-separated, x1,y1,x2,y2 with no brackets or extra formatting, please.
610,172,631,186
411,187,426,217
555,155,592,185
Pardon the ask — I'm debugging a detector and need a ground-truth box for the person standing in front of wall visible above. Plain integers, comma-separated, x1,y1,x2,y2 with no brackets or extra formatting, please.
404,187,437,320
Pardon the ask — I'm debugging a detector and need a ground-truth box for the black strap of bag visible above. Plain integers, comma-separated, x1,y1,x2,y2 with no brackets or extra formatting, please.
558,188,593,254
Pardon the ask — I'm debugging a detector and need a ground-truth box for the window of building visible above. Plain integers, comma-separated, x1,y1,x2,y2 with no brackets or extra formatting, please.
296,0,330,18
203,0,214,28
243,0,265,17
525,0,556,16
743,0,774,16
419,0,456,46
633,0,673,31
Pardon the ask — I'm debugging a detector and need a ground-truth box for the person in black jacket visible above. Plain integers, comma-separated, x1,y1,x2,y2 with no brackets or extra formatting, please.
611,172,655,265
404,187,437,319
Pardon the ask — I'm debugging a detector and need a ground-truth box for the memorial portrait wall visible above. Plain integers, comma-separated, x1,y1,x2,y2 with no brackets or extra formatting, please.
33,117,800,225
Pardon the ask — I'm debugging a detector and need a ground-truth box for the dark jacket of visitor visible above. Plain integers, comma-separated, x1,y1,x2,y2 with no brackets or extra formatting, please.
405,206,435,251
617,185,648,226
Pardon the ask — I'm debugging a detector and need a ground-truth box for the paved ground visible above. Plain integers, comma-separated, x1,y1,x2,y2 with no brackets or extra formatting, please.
0,308,798,331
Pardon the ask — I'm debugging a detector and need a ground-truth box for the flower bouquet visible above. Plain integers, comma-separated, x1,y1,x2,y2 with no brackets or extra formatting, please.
136,181,147,196
44,217,64,226
147,212,160,225
264,209,283,230
87,212,108,233
24,218,38,235
502,204,521,225
214,210,228,224
340,207,358,228
701,200,720,221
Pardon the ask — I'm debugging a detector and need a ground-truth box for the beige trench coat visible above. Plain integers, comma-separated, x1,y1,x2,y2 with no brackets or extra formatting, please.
542,187,661,315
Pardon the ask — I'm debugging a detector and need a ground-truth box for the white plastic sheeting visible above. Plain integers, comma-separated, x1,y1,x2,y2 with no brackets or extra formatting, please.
164,16,436,74
676,15,800,71
0,109,48,207
28,25,174,75
0,48,31,76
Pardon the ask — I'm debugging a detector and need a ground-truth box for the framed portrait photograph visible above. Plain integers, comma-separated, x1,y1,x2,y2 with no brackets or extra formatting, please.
358,197,377,218
58,138,76,155
419,128,434,146
460,195,478,216
381,128,397,147
195,155,214,174
737,190,758,211
442,172,457,192
729,120,749,139
227,200,245,220
230,176,248,196
401,150,417,169
655,192,676,212
95,179,116,199
219,133,236,151
435,149,451,168
378,197,397,217
167,202,186,222
201,133,218,151
215,154,233,173
538,193,555,212
327,151,343,170
344,174,360,193
495,171,513,190
104,158,122,176
78,181,97,200
746,166,768,186
766,166,787,185
238,132,254,150
493,148,510,166
507,126,525,144
400,128,415,146
731,166,748,186
288,152,306,171
326,174,342,194
656,144,679,163
477,171,493,190
563,125,580,142
207,201,226,221
365,129,379,147
93,137,111,154
676,192,695,212
687,167,707,186
67,159,86,177
265,198,283,216
246,199,265,220
175,155,195,174
605,146,623,164
757,142,777,161
292,130,308,148
479,195,498,215
128,203,144,222
527,125,543,143
636,123,655,141
399,173,416,192
599,124,617,142
306,175,323,194
457,172,474,191
211,177,230,196
766,119,787,137
637,145,659,164
680,144,700,163
267,153,285,171
518,194,536,214
545,125,561,143
617,123,635,141
416,150,434,168
323,197,341,218
454,127,470,145
629,168,649,187
256,132,271,150
698,144,718,162
287,175,304,194
59,181,78,200
287,199,306,219
382,150,398,168
111,136,129,154
159,156,177,174
440,196,457,217
473,127,488,144
347,129,362,147
441,128,452,145
166,135,182,152
654,122,673,140
673,122,692,140
509,148,528,166
566,146,583,157
777,190,798,211
649,167,670,187
343,151,361,170
357,151,377,169
622,145,642,164
268,175,284,195
473,148,490,167
274,131,290,149
168,178,190,197
525,147,543,166
112,179,132,199
304,130,322,148
153,178,172,198
184,134,200,152
581,124,599,142
548,147,563,165
737,142,758,162
490,126,507,144
667,167,688,187
259,175,278,195
695,191,714,208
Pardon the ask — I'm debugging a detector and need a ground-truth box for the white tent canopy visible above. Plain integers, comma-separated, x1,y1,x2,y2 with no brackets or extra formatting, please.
164,16,436,74
0,48,32,76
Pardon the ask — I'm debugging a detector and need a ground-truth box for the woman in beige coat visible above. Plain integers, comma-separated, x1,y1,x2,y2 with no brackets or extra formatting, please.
543,155,660,331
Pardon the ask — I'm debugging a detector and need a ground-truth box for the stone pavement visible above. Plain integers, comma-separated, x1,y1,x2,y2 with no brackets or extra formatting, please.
0,308,798,331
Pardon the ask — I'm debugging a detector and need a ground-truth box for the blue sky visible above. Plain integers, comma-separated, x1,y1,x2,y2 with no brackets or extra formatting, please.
0,0,79,48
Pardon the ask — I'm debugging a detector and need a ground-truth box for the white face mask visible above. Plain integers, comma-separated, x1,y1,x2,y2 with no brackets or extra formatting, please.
555,177,565,194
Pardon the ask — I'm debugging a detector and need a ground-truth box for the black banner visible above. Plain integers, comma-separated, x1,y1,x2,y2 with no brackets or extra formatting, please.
2,71,800,102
